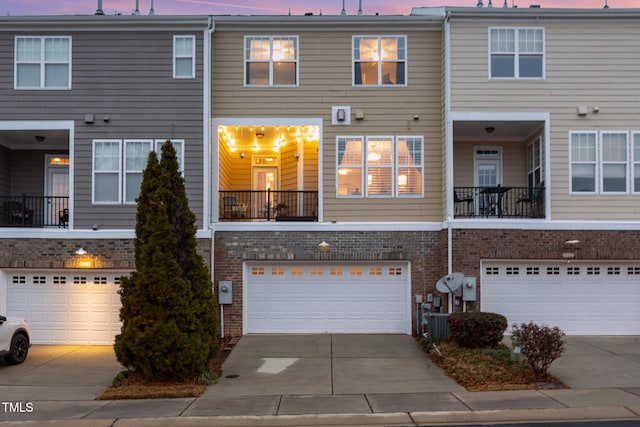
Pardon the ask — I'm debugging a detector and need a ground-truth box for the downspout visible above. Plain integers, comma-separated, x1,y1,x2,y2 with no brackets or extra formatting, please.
444,10,454,314
205,17,223,338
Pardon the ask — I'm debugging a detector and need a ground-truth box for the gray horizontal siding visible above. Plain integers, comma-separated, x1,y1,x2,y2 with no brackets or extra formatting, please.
0,29,206,229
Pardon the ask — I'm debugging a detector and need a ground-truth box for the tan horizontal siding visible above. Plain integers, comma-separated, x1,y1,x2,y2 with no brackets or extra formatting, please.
450,19,640,221
212,29,443,222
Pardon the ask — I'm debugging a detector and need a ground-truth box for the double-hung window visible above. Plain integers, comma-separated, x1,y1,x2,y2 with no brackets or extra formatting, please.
570,132,597,193
633,133,640,193
336,135,423,198
601,132,628,193
397,136,423,197
93,139,184,204
489,28,544,79
15,36,71,89
353,36,406,86
93,140,122,204
245,36,298,86
173,35,195,78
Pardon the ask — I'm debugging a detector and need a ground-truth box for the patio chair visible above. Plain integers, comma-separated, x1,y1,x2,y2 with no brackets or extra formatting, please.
1,201,33,226
221,196,246,219
454,190,474,216
517,181,544,218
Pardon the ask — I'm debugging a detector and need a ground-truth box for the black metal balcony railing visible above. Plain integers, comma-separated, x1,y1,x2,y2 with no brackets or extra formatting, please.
219,190,318,221
454,186,545,219
0,194,69,228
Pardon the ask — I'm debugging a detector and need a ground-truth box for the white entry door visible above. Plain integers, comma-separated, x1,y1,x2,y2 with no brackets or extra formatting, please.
245,262,411,334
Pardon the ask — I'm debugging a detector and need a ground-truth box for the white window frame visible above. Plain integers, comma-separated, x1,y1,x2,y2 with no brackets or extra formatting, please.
92,138,185,205
366,136,394,198
352,35,407,87
336,136,364,198
155,139,185,173
92,140,122,204
488,27,545,80
244,35,299,87
124,140,153,204
527,136,543,188
15,36,72,89
569,131,598,194
600,131,629,194
396,136,424,198
633,132,640,193
173,35,195,79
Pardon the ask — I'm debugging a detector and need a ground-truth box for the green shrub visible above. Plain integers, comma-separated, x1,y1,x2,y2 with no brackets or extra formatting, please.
511,322,565,379
448,312,507,348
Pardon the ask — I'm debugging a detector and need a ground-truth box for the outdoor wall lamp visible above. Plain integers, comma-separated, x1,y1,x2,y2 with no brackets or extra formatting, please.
318,241,330,252
75,248,87,255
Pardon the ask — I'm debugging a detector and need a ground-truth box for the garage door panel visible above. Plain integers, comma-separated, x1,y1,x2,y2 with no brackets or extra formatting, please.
246,262,410,334
6,270,127,344
482,261,640,335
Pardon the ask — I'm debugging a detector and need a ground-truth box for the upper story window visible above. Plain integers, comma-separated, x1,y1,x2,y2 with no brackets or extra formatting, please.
353,36,406,86
570,131,632,194
173,35,195,79
93,139,184,204
15,36,71,89
336,135,423,198
245,36,298,86
489,28,544,79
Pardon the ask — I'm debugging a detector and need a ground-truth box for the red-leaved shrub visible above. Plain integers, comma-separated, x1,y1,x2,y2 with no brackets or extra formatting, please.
511,322,566,378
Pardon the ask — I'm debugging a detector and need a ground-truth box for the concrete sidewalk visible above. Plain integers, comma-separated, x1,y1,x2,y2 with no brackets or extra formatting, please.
0,335,639,426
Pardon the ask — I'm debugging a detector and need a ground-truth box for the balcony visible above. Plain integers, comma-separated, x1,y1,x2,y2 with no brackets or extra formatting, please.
0,194,70,228
219,190,318,222
453,185,544,219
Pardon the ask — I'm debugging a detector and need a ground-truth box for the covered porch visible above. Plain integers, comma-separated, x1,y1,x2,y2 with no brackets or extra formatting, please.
452,115,547,219
0,125,70,228
216,122,319,222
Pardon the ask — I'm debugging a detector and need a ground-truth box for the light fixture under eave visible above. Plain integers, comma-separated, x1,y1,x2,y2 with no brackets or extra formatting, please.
75,248,87,255
484,126,495,134
318,241,330,252
35,135,46,142
565,239,580,245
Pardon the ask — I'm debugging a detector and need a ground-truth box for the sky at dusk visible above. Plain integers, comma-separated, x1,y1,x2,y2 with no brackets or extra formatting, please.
2,0,637,17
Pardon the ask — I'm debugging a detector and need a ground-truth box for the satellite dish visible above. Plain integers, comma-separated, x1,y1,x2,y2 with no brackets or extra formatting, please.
436,272,464,293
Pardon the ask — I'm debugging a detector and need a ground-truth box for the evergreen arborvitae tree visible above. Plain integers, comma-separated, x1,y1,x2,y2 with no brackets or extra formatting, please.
115,141,218,381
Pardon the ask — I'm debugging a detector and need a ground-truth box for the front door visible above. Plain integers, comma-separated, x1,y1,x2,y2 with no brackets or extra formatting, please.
252,164,278,219
474,148,502,215
45,155,69,226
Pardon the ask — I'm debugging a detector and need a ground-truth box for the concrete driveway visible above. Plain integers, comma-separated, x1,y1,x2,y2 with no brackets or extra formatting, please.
0,345,121,401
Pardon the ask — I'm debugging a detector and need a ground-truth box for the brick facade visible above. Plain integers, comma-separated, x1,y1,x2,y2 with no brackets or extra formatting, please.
214,228,640,337
0,237,211,271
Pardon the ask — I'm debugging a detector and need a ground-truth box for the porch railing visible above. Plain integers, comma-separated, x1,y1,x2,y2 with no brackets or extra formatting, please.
0,194,69,228
219,190,318,221
454,186,545,219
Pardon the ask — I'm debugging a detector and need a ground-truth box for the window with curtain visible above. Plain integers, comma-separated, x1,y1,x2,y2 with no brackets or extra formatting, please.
570,132,596,193
15,36,71,89
125,140,153,203
93,139,185,204
336,137,363,197
396,136,423,197
93,140,121,204
489,28,544,79
353,36,406,86
173,35,195,78
366,137,393,197
601,132,628,193
245,36,298,86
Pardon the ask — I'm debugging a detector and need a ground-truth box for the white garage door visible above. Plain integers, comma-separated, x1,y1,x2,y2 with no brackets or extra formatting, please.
5,270,127,344
245,262,411,334
481,261,640,335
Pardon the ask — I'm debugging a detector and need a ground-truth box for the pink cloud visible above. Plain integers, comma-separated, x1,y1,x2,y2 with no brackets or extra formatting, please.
2,0,638,16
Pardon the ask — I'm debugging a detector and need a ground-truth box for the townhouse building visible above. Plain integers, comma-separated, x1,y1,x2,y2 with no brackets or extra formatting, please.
1,6,638,344
0,15,212,343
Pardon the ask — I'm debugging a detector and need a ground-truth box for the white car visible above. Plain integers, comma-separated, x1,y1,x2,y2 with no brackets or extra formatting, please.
0,315,31,365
